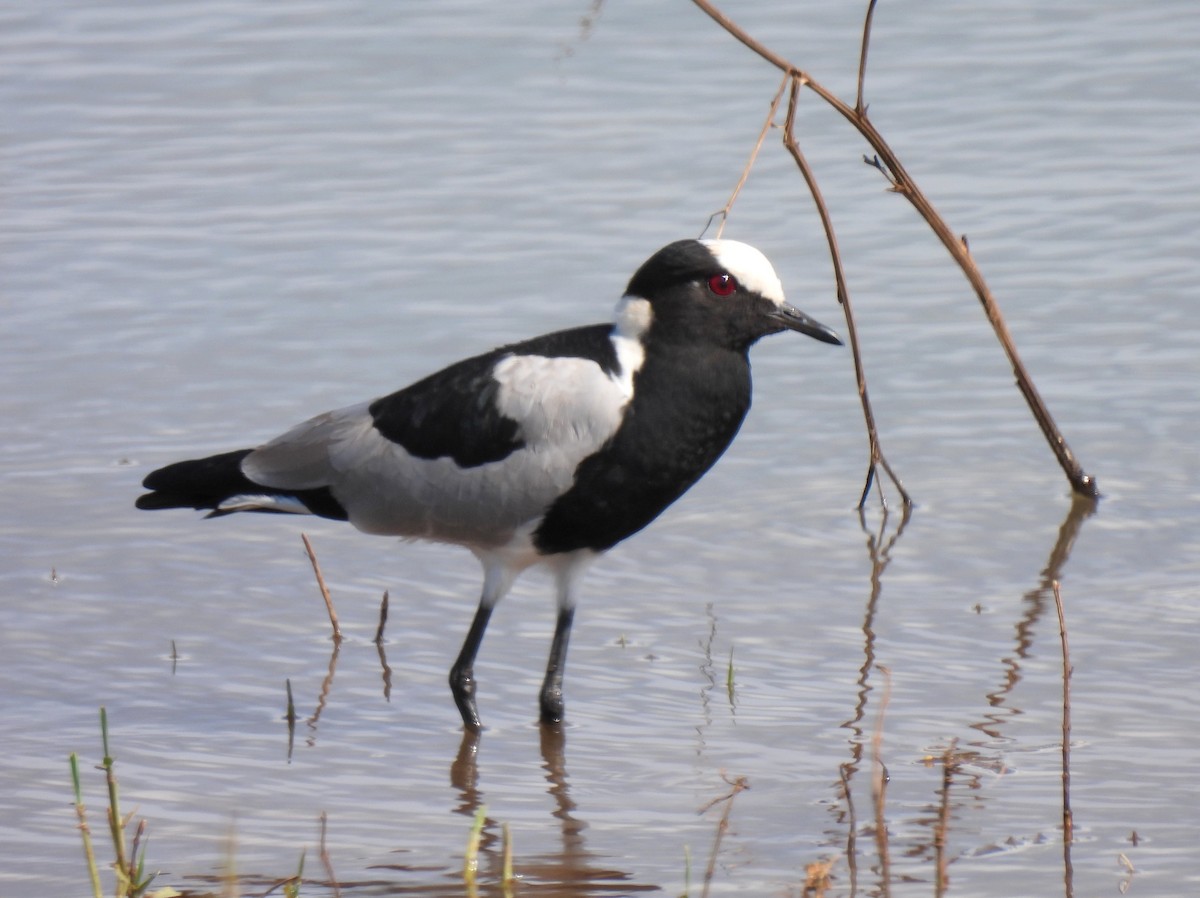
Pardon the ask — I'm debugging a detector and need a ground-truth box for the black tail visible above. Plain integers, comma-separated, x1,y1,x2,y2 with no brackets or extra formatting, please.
135,448,348,520
136,448,258,513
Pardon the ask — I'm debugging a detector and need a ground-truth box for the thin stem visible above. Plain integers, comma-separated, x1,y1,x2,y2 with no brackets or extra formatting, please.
301,533,341,642
856,0,881,115
782,77,910,508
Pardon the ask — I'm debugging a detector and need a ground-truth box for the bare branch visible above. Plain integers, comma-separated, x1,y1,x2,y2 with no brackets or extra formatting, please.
691,0,795,74
856,0,881,115
302,533,341,642
692,0,1099,499
782,78,910,508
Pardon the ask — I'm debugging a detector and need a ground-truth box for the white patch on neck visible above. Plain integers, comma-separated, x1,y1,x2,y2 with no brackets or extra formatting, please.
699,239,787,307
609,295,652,398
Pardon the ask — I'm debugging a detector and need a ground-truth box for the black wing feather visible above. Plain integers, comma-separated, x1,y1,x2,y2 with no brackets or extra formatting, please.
368,324,618,468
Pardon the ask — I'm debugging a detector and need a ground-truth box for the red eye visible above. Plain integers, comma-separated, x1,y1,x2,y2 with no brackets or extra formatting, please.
707,273,737,296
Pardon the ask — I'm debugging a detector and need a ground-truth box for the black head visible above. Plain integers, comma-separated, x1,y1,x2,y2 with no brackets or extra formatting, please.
622,239,842,351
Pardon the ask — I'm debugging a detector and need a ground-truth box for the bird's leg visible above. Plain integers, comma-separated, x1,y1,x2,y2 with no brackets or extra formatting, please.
449,600,493,732
539,605,575,725
539,552,593,726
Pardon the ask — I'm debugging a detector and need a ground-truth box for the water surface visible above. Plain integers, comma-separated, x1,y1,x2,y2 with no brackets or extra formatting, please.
3,1,1199,895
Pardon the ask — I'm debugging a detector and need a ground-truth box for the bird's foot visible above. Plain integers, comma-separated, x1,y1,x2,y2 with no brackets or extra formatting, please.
449,666,483,732
539,682,565,725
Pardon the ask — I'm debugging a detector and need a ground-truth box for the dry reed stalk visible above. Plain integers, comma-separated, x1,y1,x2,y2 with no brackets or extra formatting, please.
699,773,749,898
301,533,340,641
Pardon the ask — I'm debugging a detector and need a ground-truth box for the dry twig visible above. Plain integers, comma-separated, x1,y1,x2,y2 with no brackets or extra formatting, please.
301,533,341,641
699,773,749,898
692,0,1099,501
781,75,910,508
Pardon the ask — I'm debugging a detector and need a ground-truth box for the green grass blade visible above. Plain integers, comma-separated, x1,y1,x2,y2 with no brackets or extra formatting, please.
69,753,104,898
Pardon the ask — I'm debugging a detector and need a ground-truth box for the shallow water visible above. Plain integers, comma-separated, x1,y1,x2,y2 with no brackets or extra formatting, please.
3,1,1199,895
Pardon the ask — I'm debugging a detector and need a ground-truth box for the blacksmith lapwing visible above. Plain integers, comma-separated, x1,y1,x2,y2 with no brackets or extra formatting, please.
136,238,842,730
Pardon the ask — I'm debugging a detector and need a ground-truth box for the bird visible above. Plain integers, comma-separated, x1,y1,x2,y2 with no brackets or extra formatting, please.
136,237,842,731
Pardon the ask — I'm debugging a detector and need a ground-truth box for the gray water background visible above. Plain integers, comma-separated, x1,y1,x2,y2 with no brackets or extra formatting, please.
3,1,1199,895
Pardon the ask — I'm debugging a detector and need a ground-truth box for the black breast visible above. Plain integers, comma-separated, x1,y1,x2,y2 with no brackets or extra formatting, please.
534,344,752,554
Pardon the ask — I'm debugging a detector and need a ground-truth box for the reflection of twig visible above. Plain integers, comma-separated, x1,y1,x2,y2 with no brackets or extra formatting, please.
285,678,296,761
306,640,341,745
375,591,392,701
837,763,858,896
835,507,908,893
870,665,892,898
843,507,909,752
699,773,749,898
1053,581,1073,842
376,640,393,703
972,495,1095,742
690,0,1099,500
1053,581,1075,898
933,741,958,898
318,812,340,898
301,533,341,642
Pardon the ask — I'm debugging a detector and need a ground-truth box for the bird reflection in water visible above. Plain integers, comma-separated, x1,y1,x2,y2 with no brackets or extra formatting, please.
448,726,659,896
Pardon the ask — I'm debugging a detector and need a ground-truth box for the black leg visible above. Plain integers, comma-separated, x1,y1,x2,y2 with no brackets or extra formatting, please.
449,601,493,732
539,605,575,725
